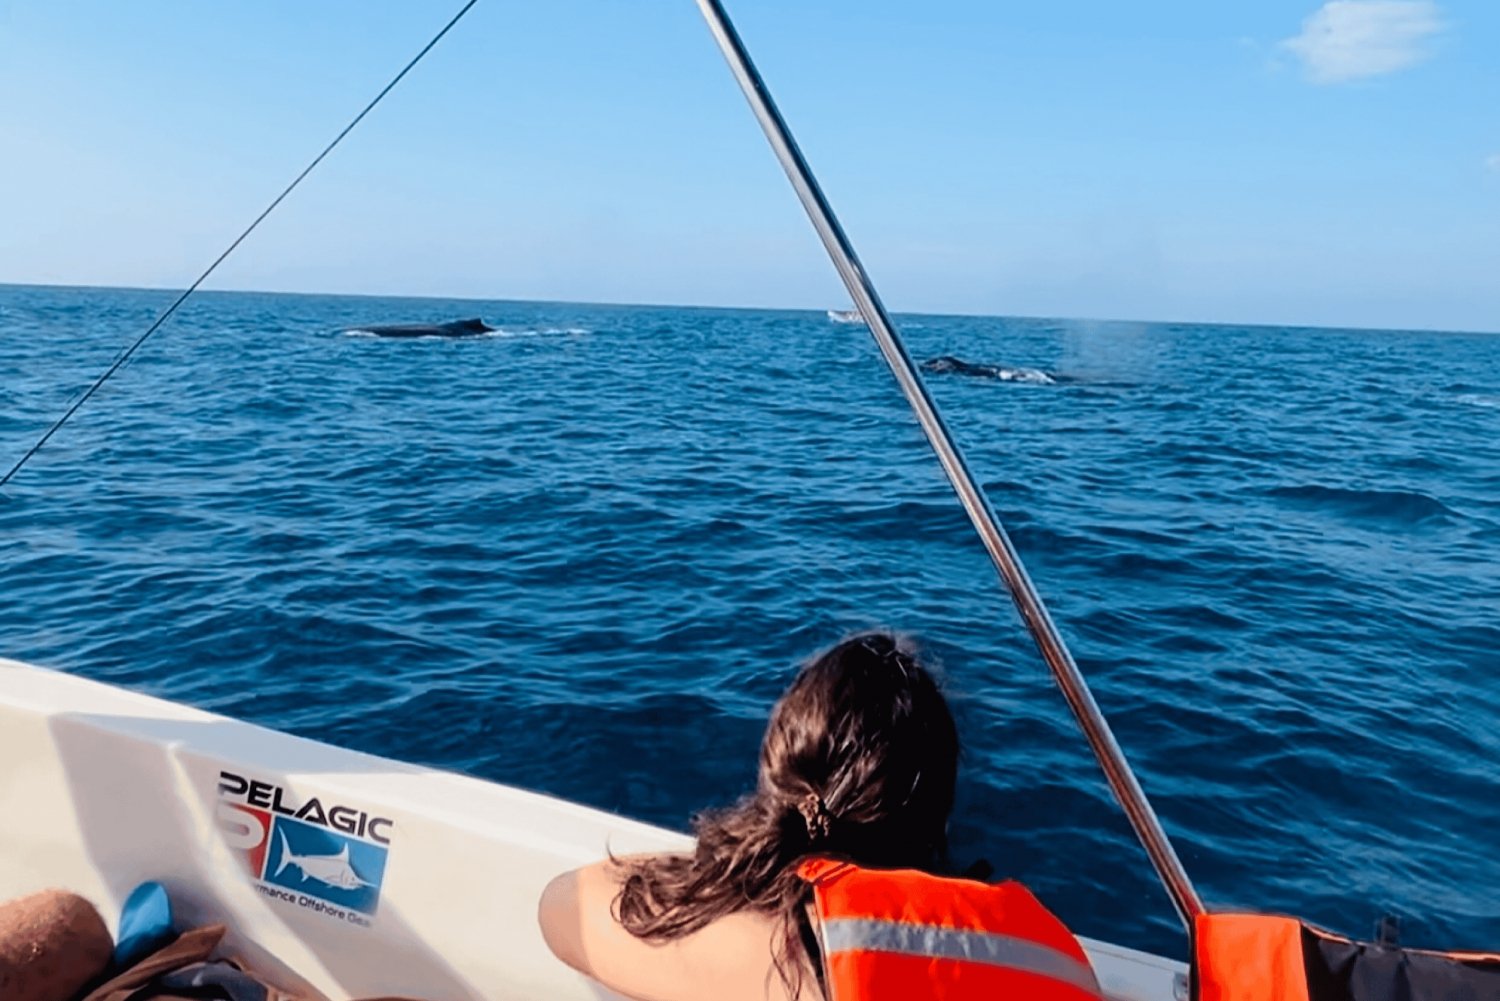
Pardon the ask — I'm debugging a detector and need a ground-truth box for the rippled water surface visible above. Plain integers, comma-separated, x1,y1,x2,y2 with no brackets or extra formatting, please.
2,284,1497,958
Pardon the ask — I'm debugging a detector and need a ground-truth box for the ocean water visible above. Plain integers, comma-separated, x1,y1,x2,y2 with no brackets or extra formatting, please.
2,283,1497,959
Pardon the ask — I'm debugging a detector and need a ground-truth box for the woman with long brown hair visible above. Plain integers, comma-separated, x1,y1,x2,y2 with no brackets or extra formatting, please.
538,631,1100,1001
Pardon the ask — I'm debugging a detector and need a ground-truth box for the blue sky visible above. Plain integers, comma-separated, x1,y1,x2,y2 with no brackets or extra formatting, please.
1,1,1495,331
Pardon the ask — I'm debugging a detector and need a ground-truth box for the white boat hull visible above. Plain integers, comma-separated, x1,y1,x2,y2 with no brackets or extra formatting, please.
0,659,1184,1000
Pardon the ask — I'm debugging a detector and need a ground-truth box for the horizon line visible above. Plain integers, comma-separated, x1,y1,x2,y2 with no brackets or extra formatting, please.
0,279,1494,339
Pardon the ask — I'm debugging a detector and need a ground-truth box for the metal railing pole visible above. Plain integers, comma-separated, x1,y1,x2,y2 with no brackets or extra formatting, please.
691,0,1204,929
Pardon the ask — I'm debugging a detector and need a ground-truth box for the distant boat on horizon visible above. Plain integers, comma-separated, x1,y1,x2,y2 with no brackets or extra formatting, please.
826,308,864,325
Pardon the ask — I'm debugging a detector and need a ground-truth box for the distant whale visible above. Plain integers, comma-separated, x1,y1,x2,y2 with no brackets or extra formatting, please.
348,317,497,339
921,355,1056,385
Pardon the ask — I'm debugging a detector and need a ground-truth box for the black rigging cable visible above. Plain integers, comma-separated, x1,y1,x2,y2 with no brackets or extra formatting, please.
1,0,482,489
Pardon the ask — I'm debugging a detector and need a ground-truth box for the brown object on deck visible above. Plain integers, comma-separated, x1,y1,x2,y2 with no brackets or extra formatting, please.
0,889,114,1001
79,924,225,1001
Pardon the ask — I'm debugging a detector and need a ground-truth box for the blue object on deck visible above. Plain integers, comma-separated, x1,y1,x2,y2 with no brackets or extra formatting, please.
114,881,173,968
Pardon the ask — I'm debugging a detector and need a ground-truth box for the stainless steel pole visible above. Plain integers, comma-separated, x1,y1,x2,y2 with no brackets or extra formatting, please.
691,0,1205,928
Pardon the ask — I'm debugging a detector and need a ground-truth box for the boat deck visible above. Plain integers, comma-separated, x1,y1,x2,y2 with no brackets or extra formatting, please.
0,659,1185,1000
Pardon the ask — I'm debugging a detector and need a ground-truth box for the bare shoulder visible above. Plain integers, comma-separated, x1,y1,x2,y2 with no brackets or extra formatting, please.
539,858,817,1001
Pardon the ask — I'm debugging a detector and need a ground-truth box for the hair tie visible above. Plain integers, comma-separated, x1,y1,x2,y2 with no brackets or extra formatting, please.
797,792,832,842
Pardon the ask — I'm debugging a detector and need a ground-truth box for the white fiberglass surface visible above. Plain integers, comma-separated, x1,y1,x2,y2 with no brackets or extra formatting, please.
0,659,1182,1000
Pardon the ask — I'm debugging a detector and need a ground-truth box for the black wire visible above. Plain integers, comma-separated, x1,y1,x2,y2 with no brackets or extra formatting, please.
1,0,483,489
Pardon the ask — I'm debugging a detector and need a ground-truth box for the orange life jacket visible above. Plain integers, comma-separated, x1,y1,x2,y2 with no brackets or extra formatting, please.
798,858,1103,1001
1194,911,1500,1001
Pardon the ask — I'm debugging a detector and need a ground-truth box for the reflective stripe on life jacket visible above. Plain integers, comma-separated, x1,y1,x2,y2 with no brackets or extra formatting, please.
798,857,1102,1001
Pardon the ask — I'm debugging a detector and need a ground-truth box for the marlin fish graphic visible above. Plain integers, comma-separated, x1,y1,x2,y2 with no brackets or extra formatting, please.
274,830,371,890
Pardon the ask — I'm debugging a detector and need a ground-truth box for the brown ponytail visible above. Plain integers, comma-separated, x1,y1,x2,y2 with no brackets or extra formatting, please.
613,632,960,996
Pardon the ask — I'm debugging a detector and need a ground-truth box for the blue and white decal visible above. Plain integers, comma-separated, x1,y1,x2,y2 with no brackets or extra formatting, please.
264,815,387,915
215,770,392,925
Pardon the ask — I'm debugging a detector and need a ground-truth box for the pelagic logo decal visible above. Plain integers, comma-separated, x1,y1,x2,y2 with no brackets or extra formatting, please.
216,771,392,924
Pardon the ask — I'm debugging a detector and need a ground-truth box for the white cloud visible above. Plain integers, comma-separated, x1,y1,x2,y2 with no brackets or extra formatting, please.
1281,1,1445,84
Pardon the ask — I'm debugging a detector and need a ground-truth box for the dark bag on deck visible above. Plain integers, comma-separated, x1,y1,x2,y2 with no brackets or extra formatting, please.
1193,912,1500,1001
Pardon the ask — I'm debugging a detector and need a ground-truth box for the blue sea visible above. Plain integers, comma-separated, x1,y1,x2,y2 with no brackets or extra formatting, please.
2,283,1497,959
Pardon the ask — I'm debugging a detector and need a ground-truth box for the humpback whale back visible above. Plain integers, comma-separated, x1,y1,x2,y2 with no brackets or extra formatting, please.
920,355,1057,384
349,317,498,339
